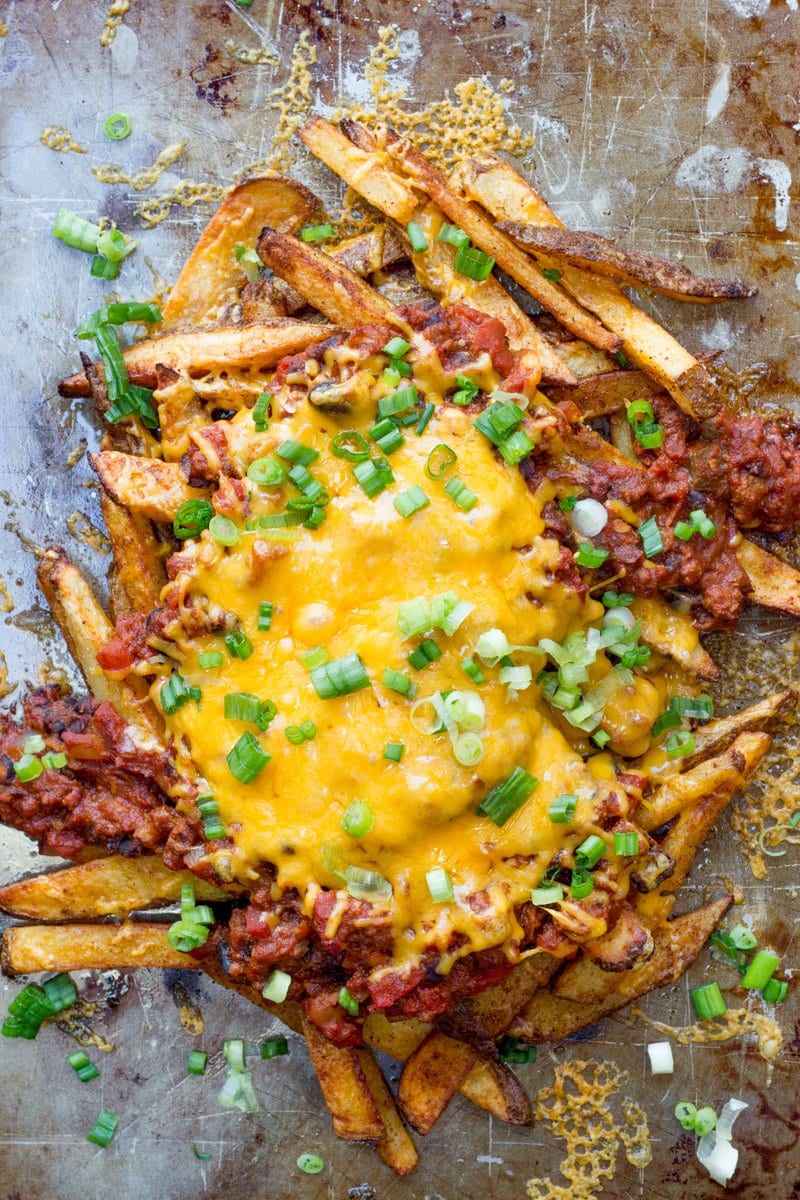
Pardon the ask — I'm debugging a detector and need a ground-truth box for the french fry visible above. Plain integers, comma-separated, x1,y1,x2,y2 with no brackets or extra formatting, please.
0,857,231,921
356,1050,419,1175
581,903,654,971
1,922,194,975
91,451,207,522
154,367,210,462
547,366,662,418
300,1015,385,1142
100,492,165,620
301,116,422,223
256,228,393,326
683,688,795,769
638,731,771,832
161,174,322,329
736,537,800,618
631,597,719,680
438,952,560,1051
58,322,336,398
36,550,163,741
496,224,756,303
397,1031,479,1135
460,1061,533,1126
457,154,719,417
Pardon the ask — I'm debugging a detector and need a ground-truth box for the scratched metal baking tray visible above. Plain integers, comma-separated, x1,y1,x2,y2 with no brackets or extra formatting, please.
0,2,798,1197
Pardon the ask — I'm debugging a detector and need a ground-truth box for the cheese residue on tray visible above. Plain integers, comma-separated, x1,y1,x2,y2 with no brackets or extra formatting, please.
633,1005,783,1077
56,1000,115,1053
40,126,87,154
244,30,317,174
0,577,13,614
225,38,280,67
0,652,16,701
527,1060,651,1200
136,180,226,229
38,659,72,693
100,0,130,48
67,511,111,556
93,140,186,192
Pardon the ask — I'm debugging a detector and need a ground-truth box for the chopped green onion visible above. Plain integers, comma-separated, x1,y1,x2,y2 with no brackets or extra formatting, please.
226,731,270,783
13,753,43,782
639,516,664,558
473,400,525,446
332,429,370,462
693,1106,718,1136
160,674,201,717
426,444,457,480
68,1049,100,1082
263,970,292,1003
300,223,335,243
353,458,389,498
103,112,132,140
728,924,757,951
497,428,535,465
383,742,405,762
197,793,226,840
197,651,224,672
441,599,474,636
675,1101,698,1131
187,1050,208,1076
444,476,478,512
209,515,239,547
247,511,305,530
671,694,714,720
665,730,696,758
257,601,273,632
498,1036,537,1064
426,866,454,903
531,883,564,906
53,208,101,253
224,1038,246,1072
691,981,727,1021
86,1108,118,1148
252,391,271,431
461,657,485,685
173,499,214,540
407,221,428,252
297,1153,325,1175
42,973,77,1013
311,653,370,699
300,646,329,670
548,794,577,824
453,731,483,765
276,439,319,466
397,597,431,637
224,628,253,660
478,766,538,826
341,800,375,838
454,243,494,281
614,831,640,856
614,349,629,368
40,751,68,770
378,385,418,420
337,986,359,1016
741,949,779,990
601,591,634,608
345,865,392,903
408,638,442,670
394,486,429,518
575,543,609,569
223,692,276,730
651,707,682,738
451,376,479,406
558,494,578,513
674,521,696,541
570,868,594,900
437,222,470,248
304,505,326,530
235,244,262,281
690,508,717,539
90,255,120,280
415,402,435,435
575,834,606,868
762,977,788,1004
247,457,286,487
97,228,137,262
636,423,664,449
287,463,327,504
382,336,410,358
261,1035,289,1058
285,720,316,744
542,267,561,283
382,667,415,697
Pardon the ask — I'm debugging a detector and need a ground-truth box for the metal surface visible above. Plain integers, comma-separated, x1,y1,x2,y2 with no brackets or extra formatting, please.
0,1,799,1197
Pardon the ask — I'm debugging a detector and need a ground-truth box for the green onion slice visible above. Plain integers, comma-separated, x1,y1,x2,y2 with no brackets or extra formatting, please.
174,499,214,540
103,112,132,140
296,1153,325,1175
426,443,457,479
226,731,270,783
341,800,374,838
426,866,454,903
86,1108,118,1148
263,969,291,1003
300,224,335,243
478,766,538,826
407,221,428,252
691,981,727,1021
311,653,370,699
454,244,495,280
548,794,576,824
332,429,370,462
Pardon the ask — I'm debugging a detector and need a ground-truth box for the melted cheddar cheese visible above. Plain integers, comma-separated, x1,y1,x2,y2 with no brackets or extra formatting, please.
158,338,675,974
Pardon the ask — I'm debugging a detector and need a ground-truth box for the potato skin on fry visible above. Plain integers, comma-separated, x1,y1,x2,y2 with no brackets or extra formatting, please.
1,922,195,975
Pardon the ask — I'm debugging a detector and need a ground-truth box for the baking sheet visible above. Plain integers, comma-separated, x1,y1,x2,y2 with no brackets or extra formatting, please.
0,1,798,1197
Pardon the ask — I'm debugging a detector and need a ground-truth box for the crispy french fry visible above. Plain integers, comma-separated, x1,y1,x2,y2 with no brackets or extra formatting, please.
161,174,322,329
356,1050,419,1175
439,952,560,1051
457,154,718,417
91,451,206,522
256,228,393,326
683,688,795,769
0,857,231,921
460,1060,533,1126
497,224,756,303
737,537,800,618
581,903,654,971
301,116,421,223
631,597,719,680
301,1015,385,1142
58,322,335,398
638,731,771,832
1,922,194,975
99,491,166,617
36,550,163,741
547,366,662,418
397,1031,479,1135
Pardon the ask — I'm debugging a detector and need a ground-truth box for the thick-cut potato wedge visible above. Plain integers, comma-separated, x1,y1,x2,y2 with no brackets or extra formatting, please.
257,228,393,327
37,550,163,742
0,857,231,921
301,116,422,223
99,492,165,619
683,688,795,769
736,537,800,618
547,367,663,418
497,224,756,303
439,952,560,1051
356,1050,419,1175
161,174,322,329
91,451,206,522
631,597,719,680
301,1015,385,1142
368,125,621,355
460,1061,533,1126
58,322,335,398
397,1031,479,1135
581,903,654,971
154,365,210,462
1,922,193,975
457,155,719,417
639,731,770,832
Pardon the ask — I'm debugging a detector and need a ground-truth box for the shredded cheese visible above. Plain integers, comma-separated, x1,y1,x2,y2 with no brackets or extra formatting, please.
633,1005,783,1078
37,659,72,693
94,141,187,192
243,30,317,174
225,39,280,67
99,0,130,48
40,126,86,154
67,511,111,556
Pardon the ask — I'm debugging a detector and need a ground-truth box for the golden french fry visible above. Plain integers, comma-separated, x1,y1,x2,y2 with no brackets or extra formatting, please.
301,1015,385,1142
58,321,335,398
356,1049,419,1176
397,1030,479,1135
581,903,654,971
439,952,560,1050
547,366,662,418
631,597,719,680
457,154,718,417
736,537,800,618
639,731,771,831
301,116,421,223
256,228,393,326
497,224,756,304
91,451,206,522
0,857,231,921
460,1060,533,1126
1,922,194,975
683,688,795,769
161,174,322,329
100,491,165,620
36,549,163,741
